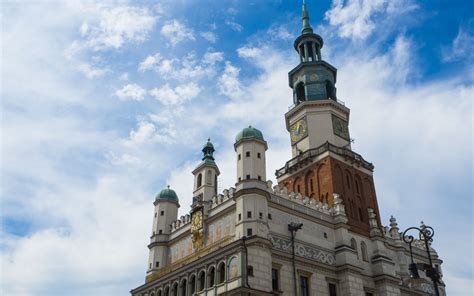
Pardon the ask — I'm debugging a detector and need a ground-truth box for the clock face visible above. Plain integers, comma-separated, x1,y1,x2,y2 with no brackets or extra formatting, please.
290,118,308,144
191,210,202,232
332,114,350,140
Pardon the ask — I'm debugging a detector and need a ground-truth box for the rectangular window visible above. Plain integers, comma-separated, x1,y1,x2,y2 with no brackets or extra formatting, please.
247,266,254,276
154,212,157,217
160,210,164,216
246,174,250,180
259,212,263,219
238,213,241,221
238,154,241,160
272,268,279,291
300,276,310,296
158,229,162,234
257,152,261,158
155,261,159,267
329,283,337,296
247,211,252,218
247,228,253,236
365,293,374,296
258,175,261,181
246,151,250,157
268,213,272,220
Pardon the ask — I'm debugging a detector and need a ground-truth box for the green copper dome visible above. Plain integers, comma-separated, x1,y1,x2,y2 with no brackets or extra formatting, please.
235,125,265,143
155,186,179,203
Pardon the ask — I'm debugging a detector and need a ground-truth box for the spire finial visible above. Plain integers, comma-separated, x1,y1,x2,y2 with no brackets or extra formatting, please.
202,138,215,161
301,0,314,34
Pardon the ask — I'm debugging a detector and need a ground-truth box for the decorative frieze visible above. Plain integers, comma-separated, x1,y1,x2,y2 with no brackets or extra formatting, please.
269,234,336,265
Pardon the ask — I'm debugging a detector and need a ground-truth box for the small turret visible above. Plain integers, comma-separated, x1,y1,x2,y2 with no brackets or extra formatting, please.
234,126,268,184
147,186,179,273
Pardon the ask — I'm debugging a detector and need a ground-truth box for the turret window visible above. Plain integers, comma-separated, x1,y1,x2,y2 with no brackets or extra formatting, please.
246,174,250,180
154,212,157,217
155,261,159,267
257,152,261,158
247,211,252,218
247,228,253,236
296,82,306,102
158,230,162,234
238,154,241,160
160,210,164,216
246,151,250,157
197,173,202,187
258,175,261,180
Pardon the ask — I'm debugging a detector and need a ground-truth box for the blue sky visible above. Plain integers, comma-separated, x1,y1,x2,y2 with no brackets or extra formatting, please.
1,0,472,295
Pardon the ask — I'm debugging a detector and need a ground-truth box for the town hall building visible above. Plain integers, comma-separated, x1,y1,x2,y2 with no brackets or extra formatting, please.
131,3,446,296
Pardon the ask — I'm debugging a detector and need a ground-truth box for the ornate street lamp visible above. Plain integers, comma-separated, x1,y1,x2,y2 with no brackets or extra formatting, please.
288,222,303,296
402,222,441,296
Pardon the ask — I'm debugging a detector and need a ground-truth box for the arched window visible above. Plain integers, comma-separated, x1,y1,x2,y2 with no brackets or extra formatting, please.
296,82,306,102
198,271,206,291
361,242,368,262
171,282,178,296
189,275,196,294
217,262,226,284
150,292,155,296
355,179,360,194
207,266,215,288
163,286,169,296
180,279,187,296
206,170,212,185
306,42,315,61
197,173,202,187
350,238,359,259
157,290,162,296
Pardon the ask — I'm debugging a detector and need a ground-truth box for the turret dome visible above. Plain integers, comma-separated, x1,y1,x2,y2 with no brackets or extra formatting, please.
155,186,179,203
235,125,265,143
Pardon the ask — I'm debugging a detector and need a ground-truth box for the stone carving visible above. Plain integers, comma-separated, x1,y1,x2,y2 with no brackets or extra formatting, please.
332,193,346,216
389,215,400,239
270,235,336,265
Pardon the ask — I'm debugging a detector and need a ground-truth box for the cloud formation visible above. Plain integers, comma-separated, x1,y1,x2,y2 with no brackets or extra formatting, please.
160,19,195,46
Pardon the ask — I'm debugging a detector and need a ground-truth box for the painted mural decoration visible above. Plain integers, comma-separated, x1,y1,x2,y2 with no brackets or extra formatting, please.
227,256,240,280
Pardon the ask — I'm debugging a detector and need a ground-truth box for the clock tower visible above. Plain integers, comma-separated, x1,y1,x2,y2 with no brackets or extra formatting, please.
277,2,382,236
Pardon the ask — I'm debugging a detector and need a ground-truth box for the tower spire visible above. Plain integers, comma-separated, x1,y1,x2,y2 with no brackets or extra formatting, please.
302,0,314,34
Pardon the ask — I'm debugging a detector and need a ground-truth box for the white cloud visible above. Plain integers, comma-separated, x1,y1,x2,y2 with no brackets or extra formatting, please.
218,62,246,101
225,19,243,32
151,52,223,80
442,27,474,62
149,83,201,106
237,46,262,59
203,51,224,65
200,31,217,43
128,120,156,144
160,19,195,46
325,0,417,40
76,5,158,51
119,72,129,81
77,62,108,79
115,83,146,101
139,53,162,72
